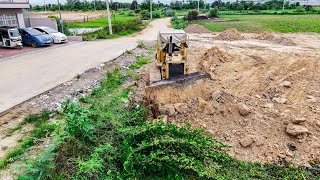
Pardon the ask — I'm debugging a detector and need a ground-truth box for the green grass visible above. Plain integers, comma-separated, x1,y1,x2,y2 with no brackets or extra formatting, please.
82,18,146,40
68,13,140,28
85,28,143,40
0,111,54,170
218,8,320,15
172,16,188,29
128,56,152,70
175,8,320,16
195,14,320,33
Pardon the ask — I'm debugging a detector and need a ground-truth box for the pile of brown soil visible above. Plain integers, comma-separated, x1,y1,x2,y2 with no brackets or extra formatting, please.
197,47,233,77
144,34,320,166
184,24,212,34
255,32,296,46
215,28,245,41
273,36,296,46
255,32,275,40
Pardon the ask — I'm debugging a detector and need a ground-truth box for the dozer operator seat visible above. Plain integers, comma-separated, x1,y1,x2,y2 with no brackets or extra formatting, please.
156,30,189,79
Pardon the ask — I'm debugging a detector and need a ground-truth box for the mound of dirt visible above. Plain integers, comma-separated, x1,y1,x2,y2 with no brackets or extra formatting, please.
184,24,212,34
255,32,296,46
197,47,233,77
145,34,320,166
215,28,244,41
273,36,296,46
255,32,275,40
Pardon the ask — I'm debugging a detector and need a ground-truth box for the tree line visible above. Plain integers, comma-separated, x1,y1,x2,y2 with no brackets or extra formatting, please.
169,0,318,12
31,0,314,12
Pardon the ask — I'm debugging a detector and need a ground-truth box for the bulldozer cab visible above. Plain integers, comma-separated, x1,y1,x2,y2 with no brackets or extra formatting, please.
156,30,188,79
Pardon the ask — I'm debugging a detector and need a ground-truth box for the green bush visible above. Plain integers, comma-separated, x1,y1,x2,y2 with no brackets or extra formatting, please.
162,8,175,17
304,5,313,11
185,10,199,21
294,7,305,12
209,7,219,18
84,18,143,40
62,100,94,141
152,11,161,18
140,10,160,20
113,18,142,33
171,16,188,29
118,122,230,178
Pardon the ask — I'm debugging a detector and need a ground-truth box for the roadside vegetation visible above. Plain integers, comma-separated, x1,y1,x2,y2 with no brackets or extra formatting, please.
82,17,145,40
68,13,140,28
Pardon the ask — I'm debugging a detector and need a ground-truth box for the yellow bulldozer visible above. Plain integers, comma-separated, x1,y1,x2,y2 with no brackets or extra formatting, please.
156,30,189,79
146,30,210,107
150,30,208,85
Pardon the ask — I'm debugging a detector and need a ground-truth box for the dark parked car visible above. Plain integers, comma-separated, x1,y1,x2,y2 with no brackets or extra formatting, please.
19,28,53,48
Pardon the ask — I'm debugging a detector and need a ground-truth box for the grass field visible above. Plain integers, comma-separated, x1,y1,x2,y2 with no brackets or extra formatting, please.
68,13,140,28
176,8,320,16
195,14,320,33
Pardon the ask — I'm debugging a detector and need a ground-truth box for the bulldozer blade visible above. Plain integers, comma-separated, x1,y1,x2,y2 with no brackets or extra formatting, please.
149,72,210,88
145,72,211,105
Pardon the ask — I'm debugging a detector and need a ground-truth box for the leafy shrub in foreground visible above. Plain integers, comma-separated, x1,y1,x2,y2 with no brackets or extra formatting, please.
119,122,230,179
62,100,94,141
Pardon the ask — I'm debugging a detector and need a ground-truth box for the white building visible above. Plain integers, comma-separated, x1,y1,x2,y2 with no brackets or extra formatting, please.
0,0,30,28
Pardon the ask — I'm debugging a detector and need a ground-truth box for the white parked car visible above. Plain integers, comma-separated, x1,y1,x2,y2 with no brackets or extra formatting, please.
34,27,68,44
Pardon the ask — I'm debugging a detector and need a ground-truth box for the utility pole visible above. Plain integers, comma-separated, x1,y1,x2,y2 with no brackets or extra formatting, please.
93,0,96,11
282,0,285,11
150,0,152,19
106,0,113,35
198,0,200,12
44,0,47,11
57,0,64,34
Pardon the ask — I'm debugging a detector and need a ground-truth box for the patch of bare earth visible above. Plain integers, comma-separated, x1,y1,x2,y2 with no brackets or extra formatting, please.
184,24,212,34
27,11,106,22
140,30,320,167
215,28,245,41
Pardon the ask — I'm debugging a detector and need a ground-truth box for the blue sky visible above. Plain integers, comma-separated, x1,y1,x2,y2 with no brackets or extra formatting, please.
29,0,223,6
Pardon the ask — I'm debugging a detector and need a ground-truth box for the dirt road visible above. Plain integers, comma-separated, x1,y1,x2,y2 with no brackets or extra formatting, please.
0,18,172,114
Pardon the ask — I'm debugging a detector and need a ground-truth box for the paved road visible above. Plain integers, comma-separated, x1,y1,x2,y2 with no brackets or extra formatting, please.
0,18,172,113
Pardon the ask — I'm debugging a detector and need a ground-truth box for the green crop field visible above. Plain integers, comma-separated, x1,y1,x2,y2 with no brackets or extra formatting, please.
195,14,320,33
68,13,140,28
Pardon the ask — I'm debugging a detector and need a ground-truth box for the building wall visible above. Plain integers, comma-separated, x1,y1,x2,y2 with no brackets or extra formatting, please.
27,18,58,30
0,0,30,8
0,8,26,28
